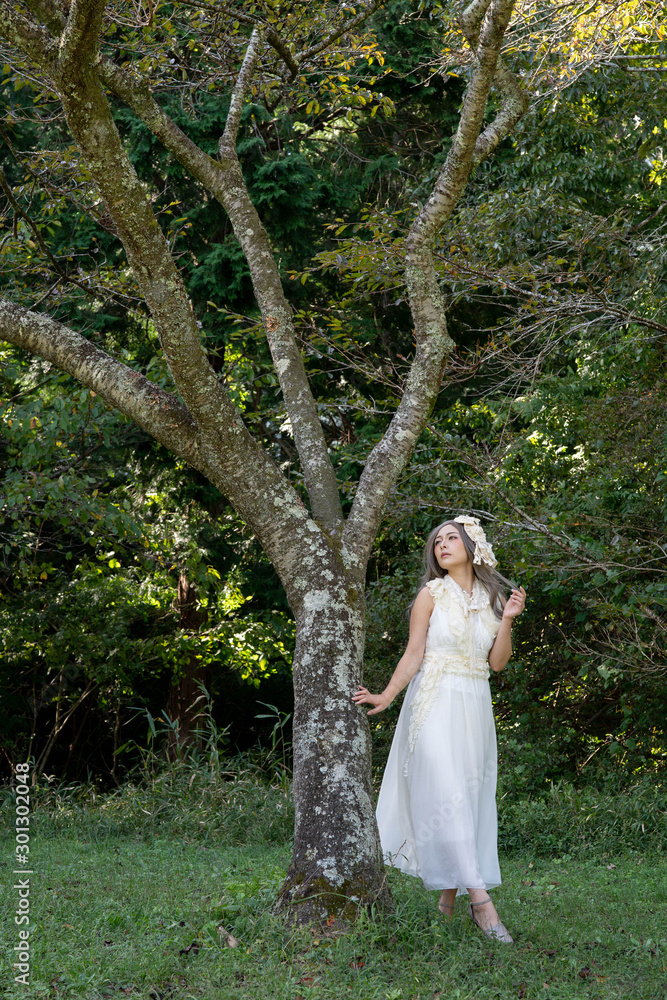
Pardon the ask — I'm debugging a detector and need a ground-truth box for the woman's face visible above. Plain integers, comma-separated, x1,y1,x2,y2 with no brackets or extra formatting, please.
433,524,470,571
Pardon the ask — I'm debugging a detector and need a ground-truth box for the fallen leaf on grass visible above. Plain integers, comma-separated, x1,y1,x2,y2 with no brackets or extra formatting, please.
578,967,592,979
217,925,238,948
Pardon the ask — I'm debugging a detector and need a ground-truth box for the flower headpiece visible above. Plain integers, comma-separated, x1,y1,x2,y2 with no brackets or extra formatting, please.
453,516,497,568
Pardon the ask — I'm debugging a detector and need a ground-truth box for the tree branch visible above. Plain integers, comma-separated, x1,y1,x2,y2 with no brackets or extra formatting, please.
458,0,528,165
217,31,343,531
172,0,299,75
410,0,519,248
0,296,321,605
344,0,522,567
473,58,528,163
171,0,382,79
21,0,65,35
265,26,299,78
0,300,203,469
58,0,106,69
0,0,58,74
0,6,330,583
98,35,343,532
219,26,265,157
295,0,385,69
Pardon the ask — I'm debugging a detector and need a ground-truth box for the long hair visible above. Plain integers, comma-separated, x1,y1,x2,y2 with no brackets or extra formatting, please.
411,520,513,619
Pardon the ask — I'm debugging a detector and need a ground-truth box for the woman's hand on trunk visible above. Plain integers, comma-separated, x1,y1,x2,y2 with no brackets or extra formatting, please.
352,687,392,715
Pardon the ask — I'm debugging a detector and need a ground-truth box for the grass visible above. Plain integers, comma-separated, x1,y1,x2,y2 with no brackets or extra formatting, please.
1,762,666,1000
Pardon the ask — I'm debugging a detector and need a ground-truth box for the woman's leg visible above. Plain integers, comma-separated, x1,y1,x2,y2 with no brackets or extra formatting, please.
438,887,457,918
467,887,502,929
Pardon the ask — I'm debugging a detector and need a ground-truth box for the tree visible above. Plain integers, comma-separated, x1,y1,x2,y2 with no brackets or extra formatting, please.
0,0,531,923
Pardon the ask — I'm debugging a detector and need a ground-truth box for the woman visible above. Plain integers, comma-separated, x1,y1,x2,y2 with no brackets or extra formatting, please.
352,517,526,943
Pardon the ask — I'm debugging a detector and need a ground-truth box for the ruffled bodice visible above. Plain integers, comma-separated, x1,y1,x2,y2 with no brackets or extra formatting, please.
406,575,502,763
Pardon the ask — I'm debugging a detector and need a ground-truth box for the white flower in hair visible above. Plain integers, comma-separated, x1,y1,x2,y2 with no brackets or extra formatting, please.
453,515,498,568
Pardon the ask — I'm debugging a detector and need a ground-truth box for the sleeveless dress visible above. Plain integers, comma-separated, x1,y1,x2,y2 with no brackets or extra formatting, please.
375,575,503,894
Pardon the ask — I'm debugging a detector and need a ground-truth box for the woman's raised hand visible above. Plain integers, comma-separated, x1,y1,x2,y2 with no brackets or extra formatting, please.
503,586,526,620
352,686,392,715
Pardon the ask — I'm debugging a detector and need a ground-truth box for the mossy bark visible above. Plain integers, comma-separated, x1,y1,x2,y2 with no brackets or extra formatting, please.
275,575,392,924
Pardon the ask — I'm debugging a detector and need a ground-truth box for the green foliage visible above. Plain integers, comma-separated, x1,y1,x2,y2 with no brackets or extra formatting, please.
373,327,667,784
0,346,294,777
499,777,667,856
1,0,666,793
19,733,294,848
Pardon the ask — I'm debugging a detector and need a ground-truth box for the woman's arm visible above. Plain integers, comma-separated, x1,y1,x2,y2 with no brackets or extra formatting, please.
352,586,434,715
488,586,526,672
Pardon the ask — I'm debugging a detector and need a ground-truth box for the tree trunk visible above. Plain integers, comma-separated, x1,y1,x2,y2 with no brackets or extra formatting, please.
0,0,527,926
166,573,210,760
275,575,392,924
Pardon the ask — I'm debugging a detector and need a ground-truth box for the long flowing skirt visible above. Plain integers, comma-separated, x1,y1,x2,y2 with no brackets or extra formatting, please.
376,671,501,894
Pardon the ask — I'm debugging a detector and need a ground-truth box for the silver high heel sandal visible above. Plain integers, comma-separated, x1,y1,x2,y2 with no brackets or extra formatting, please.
438,901,455,919
468,896,513,944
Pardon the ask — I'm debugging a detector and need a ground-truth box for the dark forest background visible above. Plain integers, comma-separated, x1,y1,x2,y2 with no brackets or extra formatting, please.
1,0,665,798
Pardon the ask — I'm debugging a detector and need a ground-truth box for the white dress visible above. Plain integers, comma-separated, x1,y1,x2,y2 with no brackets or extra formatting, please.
375,574,503,895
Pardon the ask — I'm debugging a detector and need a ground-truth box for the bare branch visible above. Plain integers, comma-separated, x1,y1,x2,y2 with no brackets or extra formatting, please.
219,26,265,157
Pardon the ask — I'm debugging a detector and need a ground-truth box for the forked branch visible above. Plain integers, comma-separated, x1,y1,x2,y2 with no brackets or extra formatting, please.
458,0,528,164
344,0,523,567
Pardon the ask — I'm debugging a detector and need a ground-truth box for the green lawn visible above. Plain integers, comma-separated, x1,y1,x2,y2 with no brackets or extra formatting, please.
1,831,665,1000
